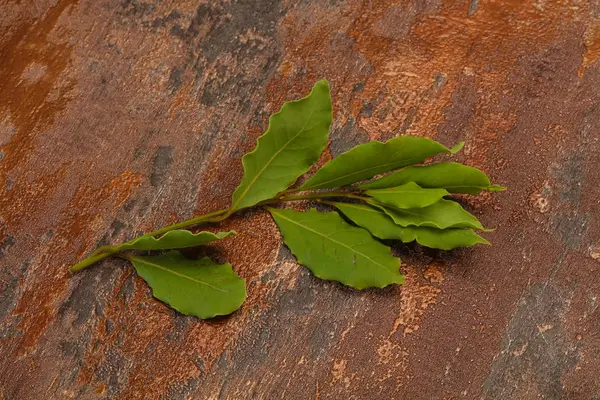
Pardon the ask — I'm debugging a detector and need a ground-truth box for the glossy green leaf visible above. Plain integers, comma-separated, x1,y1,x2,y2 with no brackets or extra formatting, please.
370,199,484,230
330,202,489,250
361,162,507,194
117,230,235,252
230,80,332,211
364,182,449,209
268,207,404,289
128,251,246,319
299,136,463,191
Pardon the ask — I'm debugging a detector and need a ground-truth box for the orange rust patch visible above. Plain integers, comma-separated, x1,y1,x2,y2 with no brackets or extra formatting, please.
391,262,445,337
0,0,78,236
579,22,600,77
11,169,141,355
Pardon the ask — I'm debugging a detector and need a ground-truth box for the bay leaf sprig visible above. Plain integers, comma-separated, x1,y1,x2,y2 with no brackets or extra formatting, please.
70,80,505,319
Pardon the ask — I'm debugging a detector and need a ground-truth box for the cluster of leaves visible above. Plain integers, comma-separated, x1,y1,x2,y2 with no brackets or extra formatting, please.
70,80,504,319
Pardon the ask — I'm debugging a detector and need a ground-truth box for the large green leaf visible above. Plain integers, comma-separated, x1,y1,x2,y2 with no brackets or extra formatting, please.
330,202,489,250
299,136,463,191
370,199,484,230
117,230,235,252
128,251,246,319
364,182,449,209
230,80,332,211
361,162,506,194
267,207,404,289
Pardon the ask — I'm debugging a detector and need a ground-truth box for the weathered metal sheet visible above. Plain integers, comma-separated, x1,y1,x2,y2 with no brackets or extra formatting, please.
1,0,599,398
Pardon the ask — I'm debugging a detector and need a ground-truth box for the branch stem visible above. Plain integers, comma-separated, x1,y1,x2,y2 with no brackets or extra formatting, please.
69,190,365,273
69,207,230,273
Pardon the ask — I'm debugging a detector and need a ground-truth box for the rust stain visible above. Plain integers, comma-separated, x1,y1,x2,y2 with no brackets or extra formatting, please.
391,261,445,336
0,0,78,234
579,22,600,77
11,170,141,355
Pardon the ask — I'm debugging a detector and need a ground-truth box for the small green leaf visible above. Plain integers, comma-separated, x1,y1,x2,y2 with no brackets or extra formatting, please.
370,199,484,230
268,207,404,289
230,80,333,211
361,162,505,194
128,251,246,319
299,136,463,191
117,230,235,252
364,182,449,209
330,202,489,250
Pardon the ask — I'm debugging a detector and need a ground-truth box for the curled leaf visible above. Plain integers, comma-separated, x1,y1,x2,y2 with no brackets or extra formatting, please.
364,182,449,209
330,202,489,250
361,162,506,194
299,136,463,191
117,230,235,252
370,199,484,230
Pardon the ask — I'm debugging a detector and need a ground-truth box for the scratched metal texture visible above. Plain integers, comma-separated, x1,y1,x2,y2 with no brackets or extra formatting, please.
1,0,599,399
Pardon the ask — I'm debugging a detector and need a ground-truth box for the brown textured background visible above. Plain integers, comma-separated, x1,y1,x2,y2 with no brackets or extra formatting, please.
1,0,600,399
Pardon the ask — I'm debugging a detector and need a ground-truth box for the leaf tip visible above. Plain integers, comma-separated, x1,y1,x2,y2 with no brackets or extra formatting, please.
488,184,507,192
450,141,465,153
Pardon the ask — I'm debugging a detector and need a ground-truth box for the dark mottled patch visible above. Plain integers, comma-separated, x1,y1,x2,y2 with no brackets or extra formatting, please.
110,220,126,239
468,0,479,16
167,66,185,94
184,0,285,107
0,233,15,258
59,339,85,358
437,74,478,142
165,377,202,400
433,71,447,90
120,0,157,17
150,145,174,187
91,347,130,398
352,81,365,93
551,152,585,205
483,283,579,399
59,266,116,326
551,213,589,250
151,8,181,29
117,272,136,302
169,24,185,39
399,106,417,134
0,258,29,319
329,116,370,157
358,101,373,117
40,229,55,242
105,318,114,334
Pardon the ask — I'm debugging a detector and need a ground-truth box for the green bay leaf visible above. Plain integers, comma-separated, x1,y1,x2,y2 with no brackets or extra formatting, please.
370,199,484,230
365,182,449,209
268,207,404,289
361,161,506,194
299,136,463,191
128,251,246,319
330,202,489,250
117,230,235,252
231,80,332,211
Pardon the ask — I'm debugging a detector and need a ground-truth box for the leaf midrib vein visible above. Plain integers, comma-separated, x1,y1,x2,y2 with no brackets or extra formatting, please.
131,256,226,293
271,210,393,274
303,155,434,190
232,107,318,209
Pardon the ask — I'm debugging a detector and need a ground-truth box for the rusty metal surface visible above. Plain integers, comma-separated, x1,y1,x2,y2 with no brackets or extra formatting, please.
1,0,600,398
